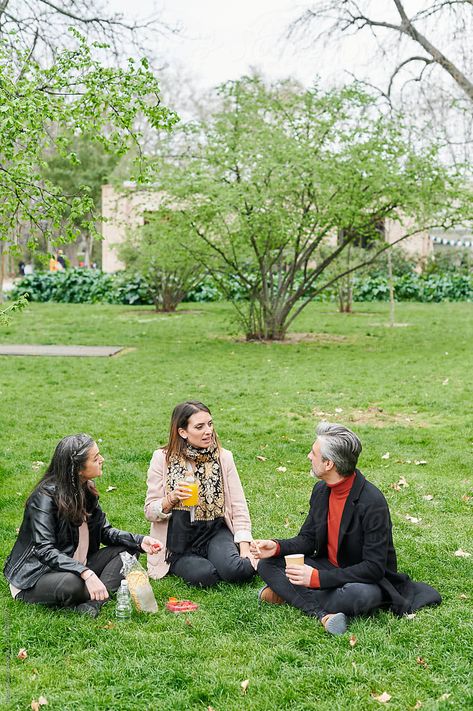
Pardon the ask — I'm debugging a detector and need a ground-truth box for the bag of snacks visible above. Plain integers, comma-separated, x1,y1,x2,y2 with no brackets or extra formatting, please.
120,552,158,613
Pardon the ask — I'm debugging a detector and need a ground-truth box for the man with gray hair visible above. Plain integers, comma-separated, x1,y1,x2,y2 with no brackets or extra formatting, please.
251,422,441,636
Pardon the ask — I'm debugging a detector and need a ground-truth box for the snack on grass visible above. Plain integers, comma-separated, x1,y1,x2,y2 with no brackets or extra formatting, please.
166,598,199,614
120,552,158,613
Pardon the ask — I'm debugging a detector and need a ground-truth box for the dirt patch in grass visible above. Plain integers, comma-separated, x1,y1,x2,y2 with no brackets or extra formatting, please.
312,405,430,428
231,332,351,345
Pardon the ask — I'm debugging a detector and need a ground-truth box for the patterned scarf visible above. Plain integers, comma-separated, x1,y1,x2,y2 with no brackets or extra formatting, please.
166,442,225,522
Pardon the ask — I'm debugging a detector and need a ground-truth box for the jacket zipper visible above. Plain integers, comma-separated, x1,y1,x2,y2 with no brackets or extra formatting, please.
7,543,35,576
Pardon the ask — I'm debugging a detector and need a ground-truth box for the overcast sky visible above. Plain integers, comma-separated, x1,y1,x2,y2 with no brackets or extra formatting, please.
110,0,384,91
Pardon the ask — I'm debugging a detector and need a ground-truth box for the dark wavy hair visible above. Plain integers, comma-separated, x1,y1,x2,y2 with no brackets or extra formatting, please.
28,434,97,526
164,401,220,461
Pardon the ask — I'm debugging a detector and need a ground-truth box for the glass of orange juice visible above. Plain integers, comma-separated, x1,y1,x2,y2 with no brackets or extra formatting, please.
180,476,199,507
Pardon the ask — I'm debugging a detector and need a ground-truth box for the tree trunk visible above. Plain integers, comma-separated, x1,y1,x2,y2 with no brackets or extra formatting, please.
0,241,6,304
387,250,395,327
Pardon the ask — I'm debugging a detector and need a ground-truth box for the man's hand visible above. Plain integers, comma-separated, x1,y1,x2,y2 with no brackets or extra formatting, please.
285,563,314,587
250,539,277,559
83,572,109,601
141,536,163,554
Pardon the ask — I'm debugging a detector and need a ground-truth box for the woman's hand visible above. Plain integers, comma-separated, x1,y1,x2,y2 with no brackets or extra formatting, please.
249,539,277,559
239,542,257,569
83,571,109,601
170,482,194,503
141,536,163,554
285,563,313,587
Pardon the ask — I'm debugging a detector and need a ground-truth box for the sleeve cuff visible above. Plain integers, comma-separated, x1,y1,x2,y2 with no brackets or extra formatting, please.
309,568,320,588
149,499,171,521
234,529,252,544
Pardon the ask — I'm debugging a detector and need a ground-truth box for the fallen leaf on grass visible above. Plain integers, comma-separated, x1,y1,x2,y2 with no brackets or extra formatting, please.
438,693,451,701
454,549,471,558
381,452,390,460
31,461,44,472
442,378,449,385
414,460,427,466
31,698,48,711
106,486,117,493
276,466,287,473
390,476,409,491
349,634,357,647
422,495,434,501
461,494,471,502
459,594,468,600
240,679,249,694
404,613,416,620
335,407,343,413
416,657,428,668
17,648,28,660
283,517,290,528
371,691,391,703
414,702,423,709
256,455,267,462
207,707,215,711
405,515,422,524
101,621,115,630
185,618,192,626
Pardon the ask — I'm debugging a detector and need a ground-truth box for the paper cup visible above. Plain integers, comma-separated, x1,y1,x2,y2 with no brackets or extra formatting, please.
285,554,305,566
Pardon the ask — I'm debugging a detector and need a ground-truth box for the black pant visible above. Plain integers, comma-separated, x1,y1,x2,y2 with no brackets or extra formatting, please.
17,545,131,608
258,556,383,620
169,526,256,588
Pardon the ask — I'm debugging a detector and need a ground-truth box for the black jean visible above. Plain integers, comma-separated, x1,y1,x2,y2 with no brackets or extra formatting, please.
169,526,256,588
17,545,132,608
258,555,383,620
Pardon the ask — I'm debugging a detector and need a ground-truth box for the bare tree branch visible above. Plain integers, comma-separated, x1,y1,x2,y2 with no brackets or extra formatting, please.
293,1,473,102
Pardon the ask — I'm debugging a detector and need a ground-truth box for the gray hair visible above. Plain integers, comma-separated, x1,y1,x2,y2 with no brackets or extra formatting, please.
316,421,362,477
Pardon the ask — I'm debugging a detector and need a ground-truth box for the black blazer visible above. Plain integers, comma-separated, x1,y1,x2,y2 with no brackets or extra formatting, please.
276,470,441,615
4,482,144,590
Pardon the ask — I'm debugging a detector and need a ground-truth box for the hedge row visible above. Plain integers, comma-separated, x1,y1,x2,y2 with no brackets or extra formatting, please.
8,268,473,305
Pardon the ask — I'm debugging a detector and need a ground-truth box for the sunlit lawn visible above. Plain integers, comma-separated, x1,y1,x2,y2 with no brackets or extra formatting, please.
1,300,472,710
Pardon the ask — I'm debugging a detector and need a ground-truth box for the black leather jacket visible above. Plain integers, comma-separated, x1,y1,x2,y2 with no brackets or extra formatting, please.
3,483,144,590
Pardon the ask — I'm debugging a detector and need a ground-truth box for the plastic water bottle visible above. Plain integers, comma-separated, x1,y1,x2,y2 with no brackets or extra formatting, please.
115,580,132,619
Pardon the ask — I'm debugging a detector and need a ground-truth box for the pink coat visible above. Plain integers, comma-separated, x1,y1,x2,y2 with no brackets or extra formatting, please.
144,447,253,579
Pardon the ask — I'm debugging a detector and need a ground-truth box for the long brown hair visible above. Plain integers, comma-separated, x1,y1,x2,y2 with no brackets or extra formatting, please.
27,434,97,526
164,401,220,461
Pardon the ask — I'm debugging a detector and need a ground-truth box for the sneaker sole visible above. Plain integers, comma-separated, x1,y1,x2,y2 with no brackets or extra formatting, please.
324,612,347,635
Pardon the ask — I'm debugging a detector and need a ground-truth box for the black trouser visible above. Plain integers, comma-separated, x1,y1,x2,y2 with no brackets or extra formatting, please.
258,556,383,620
17,545,131,608
169,526,256,588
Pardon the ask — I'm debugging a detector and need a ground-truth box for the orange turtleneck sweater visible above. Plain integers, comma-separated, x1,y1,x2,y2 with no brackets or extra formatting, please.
309,472,355,588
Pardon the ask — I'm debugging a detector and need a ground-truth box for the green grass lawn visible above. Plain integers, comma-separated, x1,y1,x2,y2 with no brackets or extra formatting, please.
1,301,472,711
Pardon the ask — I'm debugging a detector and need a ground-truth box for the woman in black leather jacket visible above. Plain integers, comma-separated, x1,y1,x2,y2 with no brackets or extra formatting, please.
4,433,162,618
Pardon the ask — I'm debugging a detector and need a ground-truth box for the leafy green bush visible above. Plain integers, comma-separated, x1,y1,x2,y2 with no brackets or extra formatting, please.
9,262,473,306
9,269,153,305
351,272,473,302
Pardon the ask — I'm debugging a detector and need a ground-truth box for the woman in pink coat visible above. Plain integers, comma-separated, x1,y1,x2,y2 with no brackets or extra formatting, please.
144,401,256,587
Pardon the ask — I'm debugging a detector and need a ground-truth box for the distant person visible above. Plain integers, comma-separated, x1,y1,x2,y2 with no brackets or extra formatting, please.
251,422,441,635
57,250,66,269
145,401,256,587
4,434,162,618
49,256,60,272
18,261,25,277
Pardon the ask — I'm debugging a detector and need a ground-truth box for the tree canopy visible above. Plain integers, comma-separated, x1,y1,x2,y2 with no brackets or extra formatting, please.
0,30,177,251
151,77,469,339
